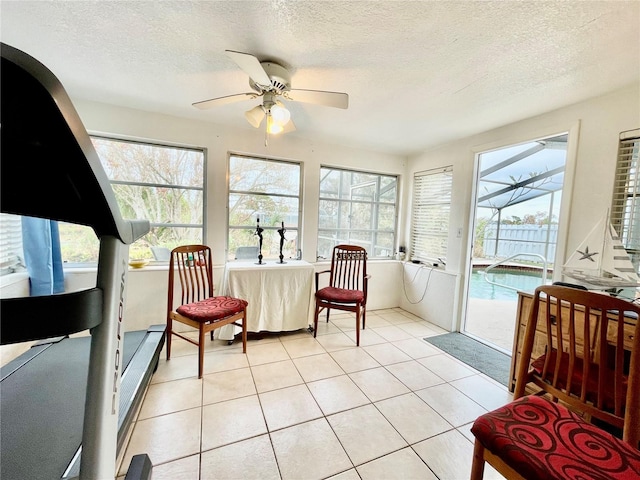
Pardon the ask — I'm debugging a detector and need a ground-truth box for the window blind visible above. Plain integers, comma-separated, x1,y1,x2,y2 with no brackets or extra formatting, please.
610,129,640,258
410,166,453,263
0,213,24,275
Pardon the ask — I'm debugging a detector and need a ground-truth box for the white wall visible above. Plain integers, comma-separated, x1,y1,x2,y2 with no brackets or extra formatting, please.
398,263,460,331
405,83,640,331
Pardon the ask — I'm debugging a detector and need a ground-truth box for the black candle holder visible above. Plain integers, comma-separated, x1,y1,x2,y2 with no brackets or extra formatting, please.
255,217,264,265
277,221,287,264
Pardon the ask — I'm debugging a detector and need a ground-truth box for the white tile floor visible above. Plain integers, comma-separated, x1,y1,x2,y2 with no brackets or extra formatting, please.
118,308,512,479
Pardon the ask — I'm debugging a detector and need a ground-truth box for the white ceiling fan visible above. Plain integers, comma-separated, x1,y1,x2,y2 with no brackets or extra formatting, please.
193,50,349,135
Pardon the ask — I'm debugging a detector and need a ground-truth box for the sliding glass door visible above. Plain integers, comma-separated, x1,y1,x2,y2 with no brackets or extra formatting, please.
462,133,569,352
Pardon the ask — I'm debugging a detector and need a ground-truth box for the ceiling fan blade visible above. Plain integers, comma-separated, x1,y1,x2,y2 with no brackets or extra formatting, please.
288,89,349,109
192,93,256,110
245,105,266,128
225,50,271,88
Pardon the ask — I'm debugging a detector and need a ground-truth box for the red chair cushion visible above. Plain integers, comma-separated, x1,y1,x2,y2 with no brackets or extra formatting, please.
471,395,640,480
176,296,247,322
316,286,364,304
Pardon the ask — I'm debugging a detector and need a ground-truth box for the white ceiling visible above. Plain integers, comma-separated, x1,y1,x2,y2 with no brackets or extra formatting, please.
2,1,639,156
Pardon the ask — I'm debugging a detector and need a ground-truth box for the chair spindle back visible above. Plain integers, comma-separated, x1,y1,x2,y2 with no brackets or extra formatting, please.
514,285,640,445
168,245,214,309
330,245,367,291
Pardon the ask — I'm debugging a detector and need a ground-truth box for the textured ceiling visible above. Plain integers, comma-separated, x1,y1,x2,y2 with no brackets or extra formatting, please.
1,1,639,156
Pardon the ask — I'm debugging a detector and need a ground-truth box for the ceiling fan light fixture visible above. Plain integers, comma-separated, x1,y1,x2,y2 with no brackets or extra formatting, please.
245,105,266,128
266,113,284,134
270,102,291,126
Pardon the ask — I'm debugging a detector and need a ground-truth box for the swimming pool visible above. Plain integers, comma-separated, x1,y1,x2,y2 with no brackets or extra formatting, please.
469,268,548,301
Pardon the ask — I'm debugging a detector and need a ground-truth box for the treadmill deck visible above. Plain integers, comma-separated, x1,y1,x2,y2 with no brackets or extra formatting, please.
0,326,164,480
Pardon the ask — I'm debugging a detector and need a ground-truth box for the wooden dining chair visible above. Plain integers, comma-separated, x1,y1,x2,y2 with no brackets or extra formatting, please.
166,245,247,378
313,244,369,345
470,285,640,479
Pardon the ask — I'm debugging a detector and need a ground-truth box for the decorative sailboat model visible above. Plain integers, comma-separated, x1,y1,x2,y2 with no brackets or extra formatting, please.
563,214,640,288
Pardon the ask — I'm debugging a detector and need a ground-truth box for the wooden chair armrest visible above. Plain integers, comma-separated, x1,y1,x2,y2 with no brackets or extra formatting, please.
315,269,331,292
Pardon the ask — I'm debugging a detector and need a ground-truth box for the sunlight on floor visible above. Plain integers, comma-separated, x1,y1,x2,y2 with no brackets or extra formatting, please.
464,298,517,353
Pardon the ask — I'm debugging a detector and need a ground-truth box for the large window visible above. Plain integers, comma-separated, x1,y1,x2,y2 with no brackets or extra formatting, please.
228,154,301,261
410,166,453,263
1,137,205,270
611,128,640,267
318,167,397,259
59,136,205,263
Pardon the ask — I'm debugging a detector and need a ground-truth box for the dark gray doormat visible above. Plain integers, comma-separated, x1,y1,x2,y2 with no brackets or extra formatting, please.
424,333,511,387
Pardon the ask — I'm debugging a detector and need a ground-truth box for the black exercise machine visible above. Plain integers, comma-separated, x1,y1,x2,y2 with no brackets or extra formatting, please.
1,43,164,479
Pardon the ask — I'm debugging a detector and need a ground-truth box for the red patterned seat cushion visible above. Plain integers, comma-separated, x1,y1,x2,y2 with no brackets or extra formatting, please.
176,296,247,322
471,395,640,480
316,286,364,304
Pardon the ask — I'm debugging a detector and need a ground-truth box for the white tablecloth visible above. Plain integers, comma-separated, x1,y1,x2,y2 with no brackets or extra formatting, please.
217,260,315,340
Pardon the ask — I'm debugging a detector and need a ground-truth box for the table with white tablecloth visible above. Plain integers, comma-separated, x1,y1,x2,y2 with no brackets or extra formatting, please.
217,260,315,340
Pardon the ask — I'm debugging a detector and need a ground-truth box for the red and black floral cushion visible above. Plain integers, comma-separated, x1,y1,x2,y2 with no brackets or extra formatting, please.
176,296,247,322
471,395,640,480
316,286,364,304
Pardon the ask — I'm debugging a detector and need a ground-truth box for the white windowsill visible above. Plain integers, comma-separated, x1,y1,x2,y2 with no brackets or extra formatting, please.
0,271,29,288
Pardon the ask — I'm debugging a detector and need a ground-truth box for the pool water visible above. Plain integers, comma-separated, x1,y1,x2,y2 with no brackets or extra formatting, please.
470,269,547,301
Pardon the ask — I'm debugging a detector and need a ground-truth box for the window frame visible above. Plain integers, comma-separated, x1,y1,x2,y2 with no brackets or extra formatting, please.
227,153,303,261
410,166,453,264
318,166,398,260
60,134,207,265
